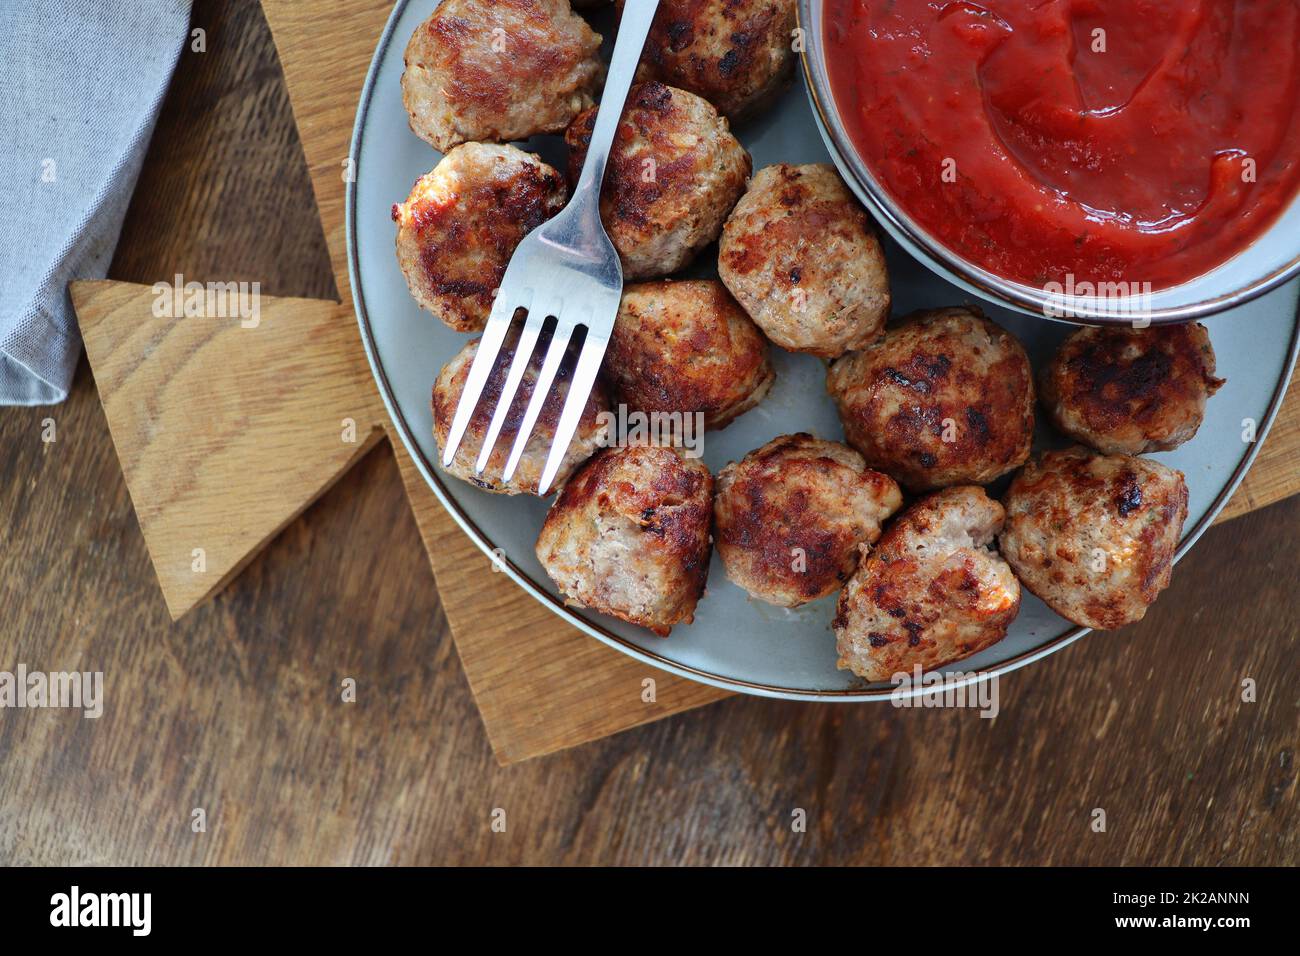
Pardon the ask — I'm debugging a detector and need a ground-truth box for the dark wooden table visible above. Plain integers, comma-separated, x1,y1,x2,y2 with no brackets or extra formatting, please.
1,0,1295,866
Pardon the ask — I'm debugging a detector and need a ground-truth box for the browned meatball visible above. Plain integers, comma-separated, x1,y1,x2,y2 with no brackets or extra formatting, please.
605,280,774,429
401,0,604,152
535,445,714,635
998,447,1189,630
627,0,797,121
714,434,902,607
833,486,1020,682
719,163,890,358
393,143,566,332
431,333,609,495
826,307,1035,492
565,81,751,279
1040,323,1225,455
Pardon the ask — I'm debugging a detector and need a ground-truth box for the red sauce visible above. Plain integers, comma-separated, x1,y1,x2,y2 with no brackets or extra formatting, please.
824,0,1300,289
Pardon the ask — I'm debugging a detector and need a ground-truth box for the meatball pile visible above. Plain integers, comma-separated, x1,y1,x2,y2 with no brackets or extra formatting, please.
715,434,902,607
393,1,1226,678
536,446,714,635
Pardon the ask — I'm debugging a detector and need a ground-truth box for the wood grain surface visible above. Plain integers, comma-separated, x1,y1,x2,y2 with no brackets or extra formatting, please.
69,283,386,618
1,0,1296,864
71,280,728,763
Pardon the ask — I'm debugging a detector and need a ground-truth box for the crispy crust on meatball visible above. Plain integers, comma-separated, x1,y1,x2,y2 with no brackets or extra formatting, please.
605,280,775,429
833,486,1021,682
431,333,609,495
719,163,890,358
629,0,798,121
998,447,1189,630
1040,323,1225,455
535,445,715,635
826,307,1035,491
565,81,751,279
394,143,566,332
714,434,902,607
401,0,604,152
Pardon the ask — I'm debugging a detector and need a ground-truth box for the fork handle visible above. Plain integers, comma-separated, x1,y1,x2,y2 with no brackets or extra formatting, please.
570,0,661,215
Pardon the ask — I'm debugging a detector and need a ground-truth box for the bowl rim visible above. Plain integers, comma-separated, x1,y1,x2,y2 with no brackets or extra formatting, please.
796,0,1300,326
347,0,1300,702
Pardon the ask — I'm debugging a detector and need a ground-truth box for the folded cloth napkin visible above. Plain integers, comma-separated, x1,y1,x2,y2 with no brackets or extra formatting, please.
0,0,191,405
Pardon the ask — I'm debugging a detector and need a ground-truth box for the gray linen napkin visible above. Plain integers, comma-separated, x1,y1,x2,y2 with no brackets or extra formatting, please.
0,0,191,405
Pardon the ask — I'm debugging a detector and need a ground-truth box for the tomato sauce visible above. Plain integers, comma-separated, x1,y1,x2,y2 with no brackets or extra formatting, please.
824,0,1300,289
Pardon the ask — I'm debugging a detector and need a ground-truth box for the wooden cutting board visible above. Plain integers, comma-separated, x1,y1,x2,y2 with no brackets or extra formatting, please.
70,0,1300,765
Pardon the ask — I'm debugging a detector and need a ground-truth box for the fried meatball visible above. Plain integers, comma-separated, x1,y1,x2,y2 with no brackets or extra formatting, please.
628,0,797,121
605,280,774,429
1040,323,1225,455
720,163,890,358
565,81,751,279
535,445,714,635
401,0,604,152
826,307,1035,492
431,332,609,495
714,434,902,607
833,486,1020,682
394,143,566,332
999,447,1189,630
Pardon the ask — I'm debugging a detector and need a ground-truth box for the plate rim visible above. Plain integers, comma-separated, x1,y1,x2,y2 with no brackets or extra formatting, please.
345,0,1300,702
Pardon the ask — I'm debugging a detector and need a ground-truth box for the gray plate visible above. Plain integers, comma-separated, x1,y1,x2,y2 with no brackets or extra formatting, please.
346,0,1300,700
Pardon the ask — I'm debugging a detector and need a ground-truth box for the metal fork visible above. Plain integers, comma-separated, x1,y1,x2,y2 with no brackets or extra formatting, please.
440,0,661,496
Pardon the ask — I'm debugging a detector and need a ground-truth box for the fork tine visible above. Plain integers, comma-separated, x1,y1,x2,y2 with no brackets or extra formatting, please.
500,321,576,487
441,292,527,467
536,330,610,496
472,306,552,475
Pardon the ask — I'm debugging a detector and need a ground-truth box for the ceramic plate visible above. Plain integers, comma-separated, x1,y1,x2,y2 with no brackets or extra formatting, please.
347,0,1300,700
